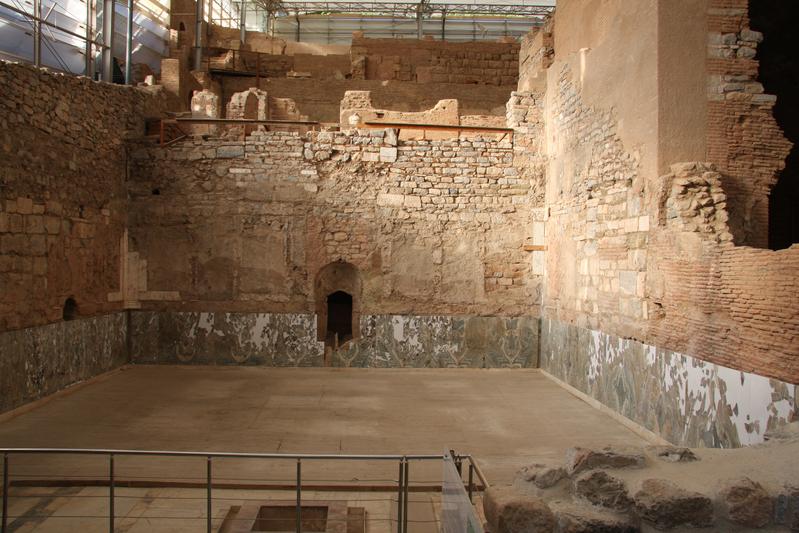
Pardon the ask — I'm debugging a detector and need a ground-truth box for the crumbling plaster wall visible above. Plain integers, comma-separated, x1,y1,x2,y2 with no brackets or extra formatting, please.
0,61,167,413
535,0,797,445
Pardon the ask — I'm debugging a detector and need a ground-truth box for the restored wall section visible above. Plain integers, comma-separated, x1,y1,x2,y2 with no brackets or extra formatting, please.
218,78,512,123
351,37,519,86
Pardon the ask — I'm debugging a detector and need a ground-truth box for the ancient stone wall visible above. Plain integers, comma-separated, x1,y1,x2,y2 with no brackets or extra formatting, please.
351,37,519,86
218,78,511,123
0,61,167,333
127,128,542,318
705,0,792,247
539,1,797,382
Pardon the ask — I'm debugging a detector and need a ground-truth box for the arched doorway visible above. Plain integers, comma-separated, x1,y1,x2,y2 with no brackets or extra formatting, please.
326,291,353,344
315,261,361,351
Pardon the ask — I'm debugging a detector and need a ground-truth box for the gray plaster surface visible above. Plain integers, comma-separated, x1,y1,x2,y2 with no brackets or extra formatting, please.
0,366,650,484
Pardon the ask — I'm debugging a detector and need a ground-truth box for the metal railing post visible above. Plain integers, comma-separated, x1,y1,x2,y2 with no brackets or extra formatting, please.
468,462,474,503
206,456,212,533
396,458,404,533
109,453,114,533
402,459,409,533
295,459,302,533
2,453,8,533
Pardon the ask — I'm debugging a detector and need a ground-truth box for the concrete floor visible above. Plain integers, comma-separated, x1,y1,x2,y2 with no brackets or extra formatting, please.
0,366,649,481
0,366,651,531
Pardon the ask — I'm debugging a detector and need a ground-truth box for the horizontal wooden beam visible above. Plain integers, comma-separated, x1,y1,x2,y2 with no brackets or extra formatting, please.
363,121,513,133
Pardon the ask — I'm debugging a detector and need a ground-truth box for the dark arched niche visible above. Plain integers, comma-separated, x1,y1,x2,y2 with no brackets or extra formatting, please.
315,261,361,346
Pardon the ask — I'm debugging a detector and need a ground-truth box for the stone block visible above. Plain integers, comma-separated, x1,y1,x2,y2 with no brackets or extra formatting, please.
517,463,566,489
379,147,398,163
565,447,646,475
376,193,404,207
719,477,772,528
217,145,244,159
483,485,556,533
572,471,632,510
633,479,713,529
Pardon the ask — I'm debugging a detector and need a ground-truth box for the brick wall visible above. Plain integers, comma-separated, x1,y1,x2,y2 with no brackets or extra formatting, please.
0,61,167,332
127,126,543,317
538,0,798,384
706,0,792,247
351,37,519,86
518,23,553,91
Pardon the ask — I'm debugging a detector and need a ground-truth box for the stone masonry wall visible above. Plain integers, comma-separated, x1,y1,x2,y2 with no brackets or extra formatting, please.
0,61,167,333
218,78,512,124
544,63,798,385
539,0,798,387
127,127,543,318
351,37,519,86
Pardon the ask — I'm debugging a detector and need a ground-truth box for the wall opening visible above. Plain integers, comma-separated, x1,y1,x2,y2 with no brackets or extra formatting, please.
62,297,78,321
315,261,361,348
750,0,799,250
326,291,353,344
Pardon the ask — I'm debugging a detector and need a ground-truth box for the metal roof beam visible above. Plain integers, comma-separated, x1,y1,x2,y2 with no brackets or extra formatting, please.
266,2,553,17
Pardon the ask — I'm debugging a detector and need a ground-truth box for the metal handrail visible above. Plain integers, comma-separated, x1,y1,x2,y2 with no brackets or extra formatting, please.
0,448,487,533
0,447,439,459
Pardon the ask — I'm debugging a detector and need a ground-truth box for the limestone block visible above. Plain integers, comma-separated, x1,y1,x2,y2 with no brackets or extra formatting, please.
217,145,244,159
517,463,566,489
572,471,632,511
719,477,772,528
549,502,637,533
565,447,647,475
483,485,556,533
633,479,714,529
379,147,398,163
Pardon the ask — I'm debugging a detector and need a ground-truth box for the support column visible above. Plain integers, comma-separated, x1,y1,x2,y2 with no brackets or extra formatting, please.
193,0,203,71
295,12,300,42
440,11,445,41
101,0,114,82
416,10,422,39
124,0,133,84
85,0,93,77
33,0,41,66
239,0,245,43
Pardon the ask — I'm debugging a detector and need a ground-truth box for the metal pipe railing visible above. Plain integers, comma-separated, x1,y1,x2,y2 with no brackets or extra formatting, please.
0,448,486,533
